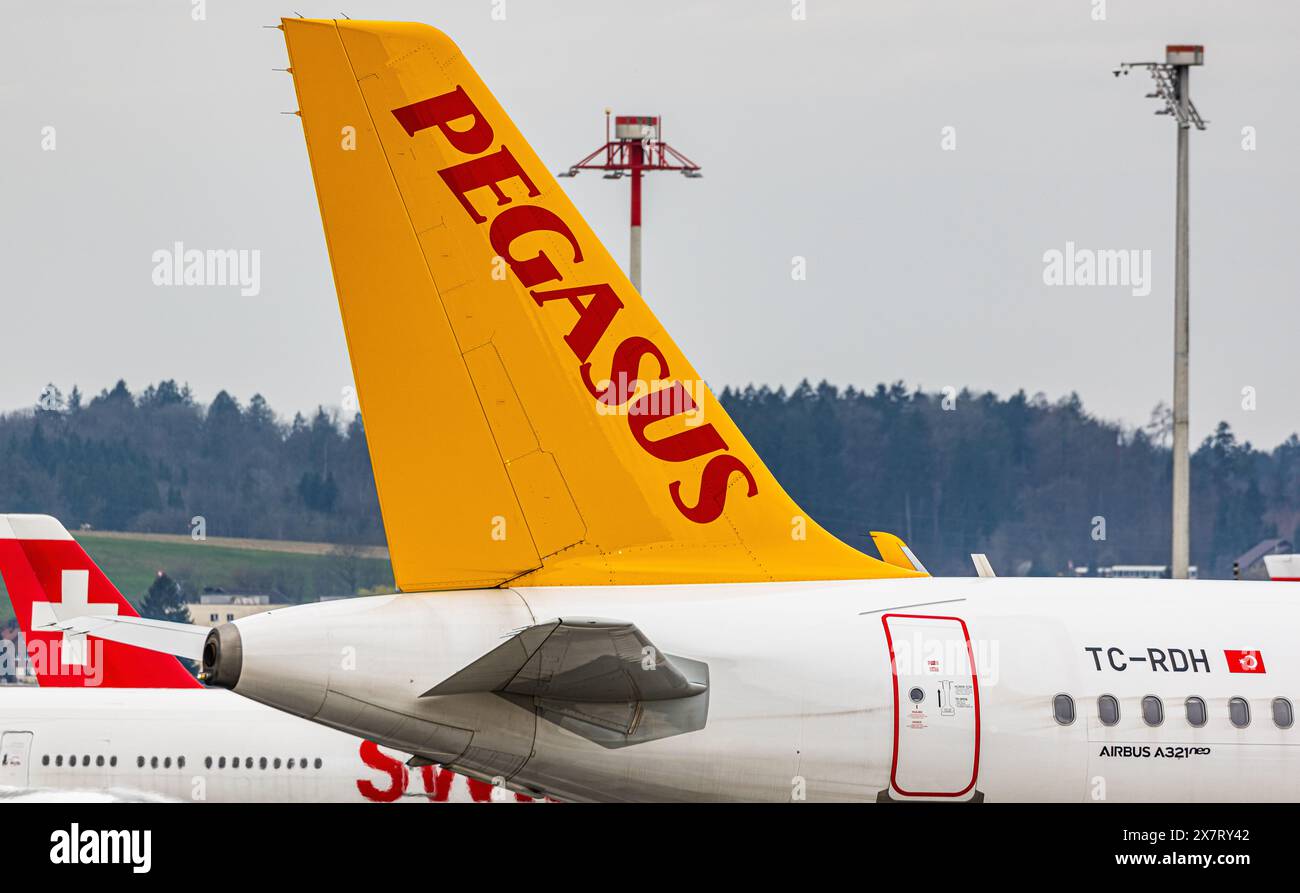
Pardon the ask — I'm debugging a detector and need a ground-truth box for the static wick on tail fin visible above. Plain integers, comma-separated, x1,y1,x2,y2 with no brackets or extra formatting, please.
283,19,924,590
0,514,200,688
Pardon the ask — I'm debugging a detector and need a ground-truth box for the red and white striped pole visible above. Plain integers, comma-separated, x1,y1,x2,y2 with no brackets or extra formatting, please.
629,139,644,294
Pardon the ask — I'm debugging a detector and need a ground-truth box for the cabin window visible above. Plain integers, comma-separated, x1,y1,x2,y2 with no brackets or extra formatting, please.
55,755,63,767
1098,694,1120,726
205,757,213,769
110,756,117,767
137,756,144,768
273,758,282,769
164,757,172,769
314,758,323,769
1229,697,1251,729
1185,697,1207,727
1052,693,1075,725
42,755,50,766
1273,698,1294,730
259,757,268,770
96,755,104,767
218,757,226,769
150,756,159,769
245,757,253,769
178,756,186,769
1141,696,1163,727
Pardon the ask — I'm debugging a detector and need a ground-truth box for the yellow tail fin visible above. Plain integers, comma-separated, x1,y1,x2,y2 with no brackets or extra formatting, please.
282,19,920,589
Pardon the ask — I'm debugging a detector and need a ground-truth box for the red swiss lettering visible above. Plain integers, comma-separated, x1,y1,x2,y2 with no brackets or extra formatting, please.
419,764,456,802
356,739,408,803
466,777,496,802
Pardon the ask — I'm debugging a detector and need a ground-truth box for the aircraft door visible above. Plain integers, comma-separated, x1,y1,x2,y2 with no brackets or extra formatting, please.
880,614,981,801
0,731,35,787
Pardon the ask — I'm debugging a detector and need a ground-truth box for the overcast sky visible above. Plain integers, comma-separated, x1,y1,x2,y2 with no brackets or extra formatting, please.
3,1,1297,446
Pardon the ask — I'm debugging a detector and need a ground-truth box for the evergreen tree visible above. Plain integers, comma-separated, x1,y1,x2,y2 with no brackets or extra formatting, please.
139,572,192,624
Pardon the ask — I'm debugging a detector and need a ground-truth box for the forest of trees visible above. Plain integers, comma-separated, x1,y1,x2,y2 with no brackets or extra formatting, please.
721,382,1296,578
1,380,385,546
1,378,1296,579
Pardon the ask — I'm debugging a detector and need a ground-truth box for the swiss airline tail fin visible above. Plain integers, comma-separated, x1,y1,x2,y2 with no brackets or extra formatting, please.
0,515,200,688
283,19,923,590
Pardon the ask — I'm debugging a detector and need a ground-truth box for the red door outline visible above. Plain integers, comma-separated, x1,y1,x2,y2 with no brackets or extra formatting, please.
881,613,981,797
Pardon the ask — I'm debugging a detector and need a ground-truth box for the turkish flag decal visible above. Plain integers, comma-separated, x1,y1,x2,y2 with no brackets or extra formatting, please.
1224,650,1266,674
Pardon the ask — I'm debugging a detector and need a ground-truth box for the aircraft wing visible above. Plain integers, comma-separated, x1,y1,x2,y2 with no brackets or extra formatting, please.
32,614,208,662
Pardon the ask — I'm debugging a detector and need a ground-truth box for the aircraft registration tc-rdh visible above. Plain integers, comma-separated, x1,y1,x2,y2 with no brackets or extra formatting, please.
12,19,1300,803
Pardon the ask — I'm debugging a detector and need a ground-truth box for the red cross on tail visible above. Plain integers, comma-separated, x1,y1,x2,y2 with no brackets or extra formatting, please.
0,515,199,688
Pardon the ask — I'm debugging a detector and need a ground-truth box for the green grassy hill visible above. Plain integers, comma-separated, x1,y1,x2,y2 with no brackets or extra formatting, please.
0,532,394,629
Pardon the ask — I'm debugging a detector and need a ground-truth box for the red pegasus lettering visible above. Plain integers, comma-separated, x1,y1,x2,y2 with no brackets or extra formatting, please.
438,146,539,224
670,454,759,524
393,91,756,528
530,283,623,362
627,383,728,462
581,335,669,405
391,86,494,153
488,205,582,288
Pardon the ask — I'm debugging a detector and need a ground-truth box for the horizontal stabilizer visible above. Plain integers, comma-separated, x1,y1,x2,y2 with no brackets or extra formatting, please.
31,614,209,662
425,617,710,749
424,617,704,702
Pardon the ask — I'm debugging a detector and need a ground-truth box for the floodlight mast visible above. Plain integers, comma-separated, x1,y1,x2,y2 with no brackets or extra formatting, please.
557,110,702,295
1115,45,1207,580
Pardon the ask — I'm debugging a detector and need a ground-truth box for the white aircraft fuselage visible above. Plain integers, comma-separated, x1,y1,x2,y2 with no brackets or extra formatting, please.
209,576,1300,802
0,687,502,803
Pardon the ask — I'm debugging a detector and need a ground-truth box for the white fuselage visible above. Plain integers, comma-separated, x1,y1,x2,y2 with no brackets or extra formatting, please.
0,688,516,803
223,577,1300,802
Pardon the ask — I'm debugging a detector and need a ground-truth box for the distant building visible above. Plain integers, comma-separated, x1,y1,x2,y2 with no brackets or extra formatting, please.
1096,564,1199,580
185,593,274,628
184,593,351,627
0,628,35,685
